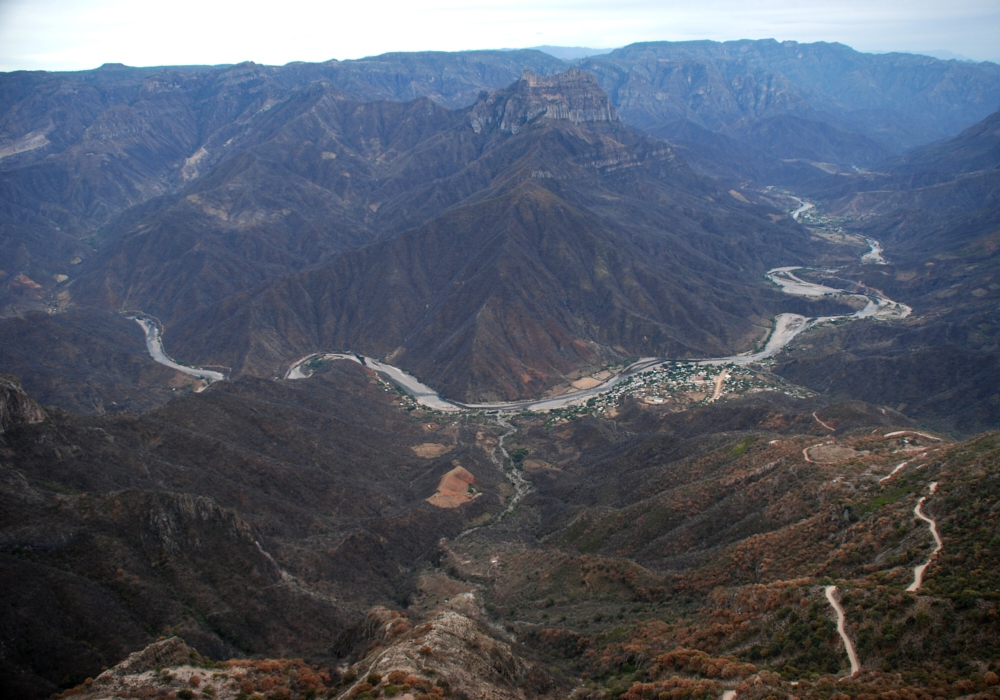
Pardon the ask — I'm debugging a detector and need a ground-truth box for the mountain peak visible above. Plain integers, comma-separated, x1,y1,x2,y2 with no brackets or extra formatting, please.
469,68,617,134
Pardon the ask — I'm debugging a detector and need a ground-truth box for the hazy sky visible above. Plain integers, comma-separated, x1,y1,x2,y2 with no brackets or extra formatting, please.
1,0,998,72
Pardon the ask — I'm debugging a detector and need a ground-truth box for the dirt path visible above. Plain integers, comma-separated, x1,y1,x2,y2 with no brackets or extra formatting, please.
813,412,835,431
709,369,728,402
879,460,912,483
825,585,860,677
907,482,942,592
885,430,942,441
802,444,822,463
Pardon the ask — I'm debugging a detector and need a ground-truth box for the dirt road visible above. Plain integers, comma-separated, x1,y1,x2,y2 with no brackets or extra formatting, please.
825,585,860,676
907,482,942,592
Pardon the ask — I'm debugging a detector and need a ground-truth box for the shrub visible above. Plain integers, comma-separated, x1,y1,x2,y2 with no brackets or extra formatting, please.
351,682,373,697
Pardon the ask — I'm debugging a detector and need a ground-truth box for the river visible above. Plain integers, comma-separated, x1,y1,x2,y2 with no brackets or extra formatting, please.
128,314,225,386
134,196,910,412
281,257,910,413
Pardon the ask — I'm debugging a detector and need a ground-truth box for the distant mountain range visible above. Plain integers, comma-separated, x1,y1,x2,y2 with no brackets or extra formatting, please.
62,69,836,401
527,45,615,60
1,39,999,407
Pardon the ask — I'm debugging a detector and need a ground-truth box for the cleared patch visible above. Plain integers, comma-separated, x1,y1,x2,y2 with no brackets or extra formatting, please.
570,377,602,390
427,466,479,508
807,444,868,463
0,130,50,159
523,458,560,471
411,443,453,458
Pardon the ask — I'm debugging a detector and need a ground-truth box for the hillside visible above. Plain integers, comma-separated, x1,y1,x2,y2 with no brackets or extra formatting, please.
0,364,504,697
148,71,843,401
770,108,1000,435
580,40,1000,154
6,367,1000,699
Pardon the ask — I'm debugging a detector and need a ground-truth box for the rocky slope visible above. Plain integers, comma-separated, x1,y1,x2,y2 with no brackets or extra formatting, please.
0,374,44,432
0,362,502,697
581,39,1000,153
16,381,1000,700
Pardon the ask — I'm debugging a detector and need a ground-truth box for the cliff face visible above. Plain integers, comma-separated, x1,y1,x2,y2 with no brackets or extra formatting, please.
469,69,618,134
0,375,45,433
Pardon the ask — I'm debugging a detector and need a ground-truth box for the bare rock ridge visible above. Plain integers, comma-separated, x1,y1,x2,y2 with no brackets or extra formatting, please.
469,68,618,134
0,375,45,433
98,637,203,681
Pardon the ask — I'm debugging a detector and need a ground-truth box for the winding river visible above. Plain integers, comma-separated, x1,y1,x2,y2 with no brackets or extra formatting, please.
281,261,910,412
134,197,911,413
128,313,225,386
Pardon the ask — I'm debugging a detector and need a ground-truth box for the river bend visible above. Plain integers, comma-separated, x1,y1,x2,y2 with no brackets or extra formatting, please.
134,197,911,412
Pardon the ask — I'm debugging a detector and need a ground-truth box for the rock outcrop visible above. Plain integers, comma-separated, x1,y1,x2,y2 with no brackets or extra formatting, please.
96,637,203,680
339,607,529,700
469,69,618,134
0,375,45,433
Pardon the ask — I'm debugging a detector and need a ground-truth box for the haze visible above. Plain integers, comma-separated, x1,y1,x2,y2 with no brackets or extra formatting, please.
1,0,998,72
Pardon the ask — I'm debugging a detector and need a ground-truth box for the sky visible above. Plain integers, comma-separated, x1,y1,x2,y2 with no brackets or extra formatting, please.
0,0,998,72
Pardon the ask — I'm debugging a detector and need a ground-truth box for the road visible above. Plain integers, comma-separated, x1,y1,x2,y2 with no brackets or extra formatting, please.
825,585,860,677
709,369,728,402
907,482,942,592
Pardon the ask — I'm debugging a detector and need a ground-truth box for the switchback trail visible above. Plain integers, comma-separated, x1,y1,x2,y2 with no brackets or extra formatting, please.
825,585,860,677
908,482,942,592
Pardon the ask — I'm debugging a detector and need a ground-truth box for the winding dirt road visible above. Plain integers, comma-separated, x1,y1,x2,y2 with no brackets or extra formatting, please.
907,482,942,593
825,585,860,677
